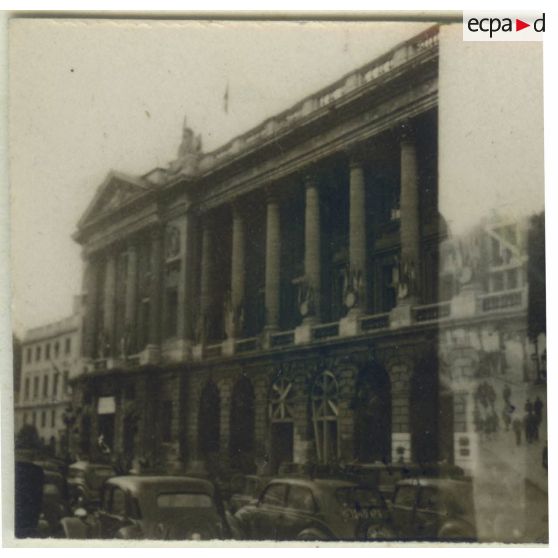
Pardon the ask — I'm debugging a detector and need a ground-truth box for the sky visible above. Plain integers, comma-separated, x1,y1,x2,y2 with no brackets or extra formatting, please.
9,19,544,335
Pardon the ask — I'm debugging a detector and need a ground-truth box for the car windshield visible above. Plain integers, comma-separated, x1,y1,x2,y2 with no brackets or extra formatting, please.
43,483,60,497
157,493,214,509
244,478,259,496
68,469,85,480
336,487,384,509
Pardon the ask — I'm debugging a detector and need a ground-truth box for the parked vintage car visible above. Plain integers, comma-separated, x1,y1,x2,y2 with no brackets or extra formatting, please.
345,462,465,501
41,469,70,536
15,460,45,538
67,461,115,507
389,478,477,541
234,476,393,541
228,474,270,514
62,475,235,540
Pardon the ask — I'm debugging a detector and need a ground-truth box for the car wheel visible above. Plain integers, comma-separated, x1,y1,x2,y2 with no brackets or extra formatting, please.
296,529,331,541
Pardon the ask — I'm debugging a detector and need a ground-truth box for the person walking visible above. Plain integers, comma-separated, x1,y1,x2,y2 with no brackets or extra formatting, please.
513,417,522,446
534,397,543,427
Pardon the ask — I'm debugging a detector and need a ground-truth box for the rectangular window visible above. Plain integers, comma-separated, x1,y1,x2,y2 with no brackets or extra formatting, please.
165,288,179,338
381,264,397,313
41,411,46,428
63,371,70,395
33,377,39,399
54,342,60,358
35,346,41,362
492,271,504,292
32,411,37,426
506,269,518,290
65,338,72,355
43,375,49,398
46,343,51,360
51,409,56,428
160,401,173,442
53,373,60,397
26,348,32,363
24,378,30,400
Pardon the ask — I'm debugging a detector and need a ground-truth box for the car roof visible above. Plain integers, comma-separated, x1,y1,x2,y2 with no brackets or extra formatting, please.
70,461,113,471
270,477,361,489
396,477,471,490
107,475,215,494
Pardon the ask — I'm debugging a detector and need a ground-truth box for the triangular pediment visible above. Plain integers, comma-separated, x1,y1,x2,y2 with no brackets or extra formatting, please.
77,171,151,230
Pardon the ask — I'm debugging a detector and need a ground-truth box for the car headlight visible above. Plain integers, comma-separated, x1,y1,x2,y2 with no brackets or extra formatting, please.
189,532,201,541
366,525,394,540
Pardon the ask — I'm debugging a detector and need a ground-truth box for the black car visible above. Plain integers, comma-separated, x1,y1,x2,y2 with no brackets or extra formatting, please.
235,476,393,541
62,475,236,540
390,478,476,541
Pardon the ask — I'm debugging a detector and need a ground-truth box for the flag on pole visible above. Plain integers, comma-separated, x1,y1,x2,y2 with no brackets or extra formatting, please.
223,81,229,114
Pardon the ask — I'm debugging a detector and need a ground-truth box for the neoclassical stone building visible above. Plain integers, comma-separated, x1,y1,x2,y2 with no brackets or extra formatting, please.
70,25,538,478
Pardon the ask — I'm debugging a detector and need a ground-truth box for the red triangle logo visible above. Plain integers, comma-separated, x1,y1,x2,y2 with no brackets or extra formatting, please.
516,19,530,31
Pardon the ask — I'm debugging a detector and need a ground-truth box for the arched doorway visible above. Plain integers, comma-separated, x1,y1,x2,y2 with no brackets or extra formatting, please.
410,359,454,464
198,381,220,459
229,376,255,472
268,376,295,473
353,364,391,463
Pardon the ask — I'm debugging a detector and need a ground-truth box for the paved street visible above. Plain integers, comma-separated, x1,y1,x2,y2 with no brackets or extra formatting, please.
472,428,548,543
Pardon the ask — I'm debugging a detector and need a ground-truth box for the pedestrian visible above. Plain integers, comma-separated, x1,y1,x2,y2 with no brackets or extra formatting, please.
502,405,511,431
503,384,511,404
513,418,522,446
525,399,533,415
534,396,543,426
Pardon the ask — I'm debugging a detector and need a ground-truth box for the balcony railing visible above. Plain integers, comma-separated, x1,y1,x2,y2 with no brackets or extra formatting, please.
270,330,295,348
236,337,259,354
312,322,340,341
360,313,390,332
204,343,223,358
478,288,526,313
414,302,451,323
197,26,439,173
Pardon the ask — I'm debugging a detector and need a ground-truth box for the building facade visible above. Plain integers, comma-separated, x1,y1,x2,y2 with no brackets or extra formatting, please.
15,300,83,456
70,26,542,483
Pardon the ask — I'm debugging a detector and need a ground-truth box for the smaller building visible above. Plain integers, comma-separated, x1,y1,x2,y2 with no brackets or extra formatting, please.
14,298,83,457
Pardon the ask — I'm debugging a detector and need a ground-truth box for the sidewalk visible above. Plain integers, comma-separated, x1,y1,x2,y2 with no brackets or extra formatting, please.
471,428,548,543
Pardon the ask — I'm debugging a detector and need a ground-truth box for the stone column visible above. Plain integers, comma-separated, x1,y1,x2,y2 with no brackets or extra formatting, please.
103,252,117,356
179,213,195,355
230,204,246,337
125,243,138,353
264,195,281,331
147,227,163,359
199,220,213,344
399,126,420,302
348,155,367,313
304,173,321,322
82,257,98,359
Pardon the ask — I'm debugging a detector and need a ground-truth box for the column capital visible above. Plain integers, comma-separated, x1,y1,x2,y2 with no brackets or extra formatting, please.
231,198,245,217
347,145,368,169
126,237,138,251
264,185,281,204
397,120,416,143
303,169,319,189
149,224,164,241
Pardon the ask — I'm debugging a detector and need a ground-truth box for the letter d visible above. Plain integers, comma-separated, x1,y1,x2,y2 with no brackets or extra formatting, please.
534,13,545,32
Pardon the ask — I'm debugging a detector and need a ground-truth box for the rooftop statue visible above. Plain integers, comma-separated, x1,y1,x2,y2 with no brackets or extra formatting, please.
168,116,203,176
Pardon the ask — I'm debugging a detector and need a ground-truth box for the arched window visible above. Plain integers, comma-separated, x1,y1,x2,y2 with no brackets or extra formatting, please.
269,377,295,422
198,382,220,456
229,377,255,472
311,370,339,463
268,376,295,472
